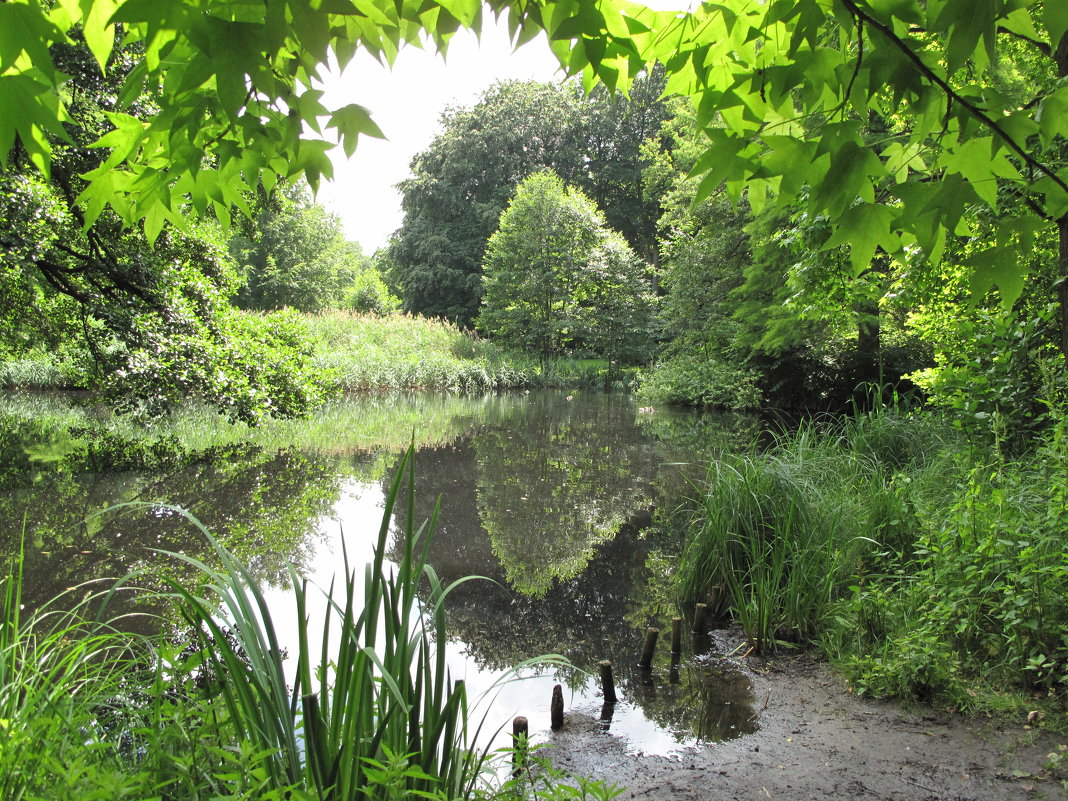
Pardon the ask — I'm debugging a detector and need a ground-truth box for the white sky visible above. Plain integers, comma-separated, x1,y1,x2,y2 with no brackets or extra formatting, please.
315,16,564,255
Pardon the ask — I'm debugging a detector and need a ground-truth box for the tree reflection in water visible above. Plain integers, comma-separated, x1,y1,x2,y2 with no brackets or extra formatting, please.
391,391,757,748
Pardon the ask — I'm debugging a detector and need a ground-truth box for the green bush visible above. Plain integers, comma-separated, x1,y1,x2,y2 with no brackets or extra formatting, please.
673,406,1068,707
639,352,762,410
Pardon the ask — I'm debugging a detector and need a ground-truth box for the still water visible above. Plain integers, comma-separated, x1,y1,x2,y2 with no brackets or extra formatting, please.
4,390,759,755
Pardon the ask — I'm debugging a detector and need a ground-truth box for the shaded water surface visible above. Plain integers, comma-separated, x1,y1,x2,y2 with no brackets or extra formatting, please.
2,391,759,753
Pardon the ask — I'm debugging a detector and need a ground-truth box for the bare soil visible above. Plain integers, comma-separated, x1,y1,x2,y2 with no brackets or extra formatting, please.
546,647,1067,801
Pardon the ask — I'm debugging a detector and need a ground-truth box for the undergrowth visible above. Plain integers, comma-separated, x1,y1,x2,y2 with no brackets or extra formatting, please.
675,406,1068,711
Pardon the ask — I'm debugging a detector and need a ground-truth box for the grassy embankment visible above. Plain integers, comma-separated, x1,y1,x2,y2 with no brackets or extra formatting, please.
673,406,1068,721
0,311,619,395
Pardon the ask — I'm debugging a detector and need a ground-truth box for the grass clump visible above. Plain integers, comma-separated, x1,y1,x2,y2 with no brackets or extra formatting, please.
159,448,490,800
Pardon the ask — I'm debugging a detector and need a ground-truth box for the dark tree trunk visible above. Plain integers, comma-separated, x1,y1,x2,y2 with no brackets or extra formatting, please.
1059,216,1068,365
1056,35,1068,365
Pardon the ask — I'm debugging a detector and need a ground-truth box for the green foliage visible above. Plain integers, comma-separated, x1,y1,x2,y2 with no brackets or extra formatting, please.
642,106,930,411
675,409,961,655
4,0,1067,347
343,268,401,316
677,447,861,653
639,351,761,410
230,183,389,314
389,75,669,325
477,171,655,365
677,403,1068,704
908,299,1065,447
5,0,1066,422
832,417,1068,703
0,40,328,423
103,302,329,424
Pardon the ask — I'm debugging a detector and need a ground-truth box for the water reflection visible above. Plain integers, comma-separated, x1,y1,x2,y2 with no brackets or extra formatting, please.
2,390,758,752
0,447,349,618
386,392,758,751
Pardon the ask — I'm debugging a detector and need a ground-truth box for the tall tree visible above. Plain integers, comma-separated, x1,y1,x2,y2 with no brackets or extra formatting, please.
477,170,654,364
389,71,669,325
388,81,587,323
230,182,373,313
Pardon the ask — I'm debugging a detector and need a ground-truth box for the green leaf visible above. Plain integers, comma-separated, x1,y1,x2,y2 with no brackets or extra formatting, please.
937,136,1018,208
326,103,386,158
84,0,121,73
0,74,72,174
1043,2,1068,48
437,0,479,27
866,0,922,25
0,4,63,75
824,202,900,273
936,0,996,74
689,130,751,205
812,141,882,217
1037,87,1068,150
967,247,1026,308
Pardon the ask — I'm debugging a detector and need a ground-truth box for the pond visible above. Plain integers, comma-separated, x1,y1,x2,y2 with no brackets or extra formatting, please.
2,390,760,756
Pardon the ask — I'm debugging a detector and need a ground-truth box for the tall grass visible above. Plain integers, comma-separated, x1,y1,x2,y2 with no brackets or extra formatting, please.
305,311,537,392
0,540,154,800
0,357,72,390
677,451,860,653
676,409,958,654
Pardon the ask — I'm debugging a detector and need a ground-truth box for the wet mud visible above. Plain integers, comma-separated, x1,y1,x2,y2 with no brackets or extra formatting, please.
545,636,1067,801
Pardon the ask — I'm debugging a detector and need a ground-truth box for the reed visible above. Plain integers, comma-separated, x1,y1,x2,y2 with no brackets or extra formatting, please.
675,410,957,653
0,539,150,801
159,447,496,800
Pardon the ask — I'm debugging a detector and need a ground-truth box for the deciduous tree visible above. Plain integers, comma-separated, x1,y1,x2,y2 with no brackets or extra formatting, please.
477,171,654,364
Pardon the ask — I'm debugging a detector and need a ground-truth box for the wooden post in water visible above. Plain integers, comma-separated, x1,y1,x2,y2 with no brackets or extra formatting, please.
599,660,618,703
693,603,709,635
670,616,682,654
512,716,528,776
550,684,564,730
708,585,723,616
638,627,659,669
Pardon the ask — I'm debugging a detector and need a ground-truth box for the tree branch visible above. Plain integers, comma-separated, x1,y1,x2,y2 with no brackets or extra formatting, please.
997,26,1052,57
838,0,1068,201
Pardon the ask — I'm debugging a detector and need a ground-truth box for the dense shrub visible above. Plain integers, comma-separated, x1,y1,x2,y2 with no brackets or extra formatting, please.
639,352,762,410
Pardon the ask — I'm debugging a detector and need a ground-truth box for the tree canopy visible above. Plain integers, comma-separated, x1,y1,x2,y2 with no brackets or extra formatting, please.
4,0,1068,369
388,73,668,325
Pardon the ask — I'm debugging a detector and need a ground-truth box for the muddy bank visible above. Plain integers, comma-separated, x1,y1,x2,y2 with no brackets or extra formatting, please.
545,646,1066,801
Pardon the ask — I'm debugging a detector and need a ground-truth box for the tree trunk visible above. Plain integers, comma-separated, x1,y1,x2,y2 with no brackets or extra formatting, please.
1059,215,1068,365
856,299,883,407
1056,36,1068,365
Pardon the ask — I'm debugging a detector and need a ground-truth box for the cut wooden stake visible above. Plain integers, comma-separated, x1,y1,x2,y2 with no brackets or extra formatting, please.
638,627,660,668
693,603,708,634
550,684,564,730
512,716,528,776
599,660,617,703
